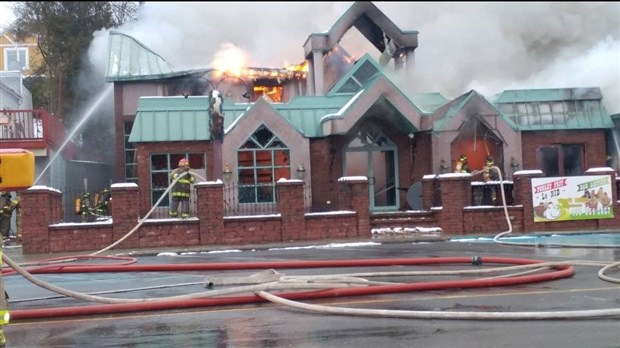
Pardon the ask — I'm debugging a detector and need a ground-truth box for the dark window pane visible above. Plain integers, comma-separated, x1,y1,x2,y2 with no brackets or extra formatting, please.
151,172,169,190
539,146,559,177
239,169,255,184
562,144,583,176
239,186,256,203
256,185,274,202
188,153,205,169
151,154,168,170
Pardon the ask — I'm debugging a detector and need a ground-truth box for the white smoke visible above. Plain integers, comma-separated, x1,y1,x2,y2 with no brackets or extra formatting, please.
87,1,620,113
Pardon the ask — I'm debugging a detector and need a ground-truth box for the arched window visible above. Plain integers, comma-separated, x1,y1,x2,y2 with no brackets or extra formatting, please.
237,125,290,203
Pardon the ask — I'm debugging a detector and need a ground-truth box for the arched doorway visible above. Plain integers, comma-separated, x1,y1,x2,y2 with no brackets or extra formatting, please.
344,125,399,211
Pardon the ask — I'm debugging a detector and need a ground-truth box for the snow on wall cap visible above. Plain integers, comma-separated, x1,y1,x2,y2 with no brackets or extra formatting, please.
513,170,543,175
277,178,303,183
438,172,471,178
338,176,368,182
423,174,437,179
26,185,61,194
585,167,615,173
111,183,138,188
195,179,223,186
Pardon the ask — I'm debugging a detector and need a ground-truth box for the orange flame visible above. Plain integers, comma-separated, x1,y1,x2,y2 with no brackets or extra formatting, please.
210,43,250,77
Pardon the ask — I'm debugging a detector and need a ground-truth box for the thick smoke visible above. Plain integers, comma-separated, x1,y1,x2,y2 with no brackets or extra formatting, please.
88,1,620,113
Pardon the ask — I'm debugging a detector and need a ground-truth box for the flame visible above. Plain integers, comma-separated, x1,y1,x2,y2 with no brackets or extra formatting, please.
285,60,309,73
210,43,250,77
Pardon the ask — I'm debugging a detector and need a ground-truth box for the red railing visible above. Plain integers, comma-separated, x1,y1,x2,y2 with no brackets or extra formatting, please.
0,109,66,149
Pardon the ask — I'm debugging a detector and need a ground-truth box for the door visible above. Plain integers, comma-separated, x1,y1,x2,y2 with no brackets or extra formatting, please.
344,128,399,211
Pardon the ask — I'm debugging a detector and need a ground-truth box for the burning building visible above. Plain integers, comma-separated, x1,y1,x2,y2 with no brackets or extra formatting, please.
104,1,615,216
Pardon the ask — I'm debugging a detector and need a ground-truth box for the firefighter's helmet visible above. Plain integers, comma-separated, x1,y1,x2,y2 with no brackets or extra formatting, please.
178,158,189,167
459,154,467,162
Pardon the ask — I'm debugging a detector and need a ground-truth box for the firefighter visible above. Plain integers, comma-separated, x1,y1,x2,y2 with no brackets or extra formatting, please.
0,192,20,242
95,188,112,216
169,158,195,219
482,155,498,204
80,192,96,222
482,155,498,182
455,154,471,173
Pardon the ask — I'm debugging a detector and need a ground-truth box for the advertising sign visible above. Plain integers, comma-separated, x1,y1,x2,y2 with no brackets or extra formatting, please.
531,175,614,222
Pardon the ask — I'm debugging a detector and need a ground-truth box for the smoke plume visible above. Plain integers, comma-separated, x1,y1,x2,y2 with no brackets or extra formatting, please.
87,1,620,113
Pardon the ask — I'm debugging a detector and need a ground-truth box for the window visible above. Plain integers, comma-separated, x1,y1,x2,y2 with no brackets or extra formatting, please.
538,144,584,177
4,48,28,71
237,125,290,203
123,122,137,183
150,153,206,207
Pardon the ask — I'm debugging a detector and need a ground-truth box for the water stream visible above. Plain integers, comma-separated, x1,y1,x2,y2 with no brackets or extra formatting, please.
35,84,114,185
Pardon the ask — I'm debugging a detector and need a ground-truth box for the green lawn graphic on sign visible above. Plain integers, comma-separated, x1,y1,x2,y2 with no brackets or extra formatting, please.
531,175,614,222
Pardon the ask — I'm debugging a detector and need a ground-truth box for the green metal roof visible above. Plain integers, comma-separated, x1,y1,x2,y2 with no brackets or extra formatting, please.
129,96,212,142
105,31,208,82
493,87,613,130
410,93,448,114
432,90,518,133
220,95,353,138
130,94,353,142
327,53,382,96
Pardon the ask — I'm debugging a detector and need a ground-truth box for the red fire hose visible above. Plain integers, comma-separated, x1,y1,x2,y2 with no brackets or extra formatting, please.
5,256,574,320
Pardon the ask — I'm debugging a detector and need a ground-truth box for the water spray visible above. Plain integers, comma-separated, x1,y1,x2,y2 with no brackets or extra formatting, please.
34,84,114,185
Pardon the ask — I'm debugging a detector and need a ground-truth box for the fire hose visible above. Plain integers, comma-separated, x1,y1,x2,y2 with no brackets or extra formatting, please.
3,168,620,320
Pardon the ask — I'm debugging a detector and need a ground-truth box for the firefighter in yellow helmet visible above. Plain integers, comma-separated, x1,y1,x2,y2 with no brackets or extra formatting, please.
80,192,96,222
482,155,498,204
0,192,20,243
169,158,195,219
455,154,471,173
482,155,497,182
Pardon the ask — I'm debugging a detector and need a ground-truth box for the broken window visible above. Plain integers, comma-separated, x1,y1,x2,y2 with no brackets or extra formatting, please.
537,144,584,177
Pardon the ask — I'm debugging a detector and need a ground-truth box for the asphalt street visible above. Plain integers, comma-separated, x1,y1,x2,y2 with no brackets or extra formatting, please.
2,236,620,348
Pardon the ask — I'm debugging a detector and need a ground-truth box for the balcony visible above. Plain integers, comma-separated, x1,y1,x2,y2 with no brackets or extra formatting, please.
0,109,68,153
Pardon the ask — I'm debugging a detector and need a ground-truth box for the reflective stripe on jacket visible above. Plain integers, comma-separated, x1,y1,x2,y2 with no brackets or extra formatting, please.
171,169,195,198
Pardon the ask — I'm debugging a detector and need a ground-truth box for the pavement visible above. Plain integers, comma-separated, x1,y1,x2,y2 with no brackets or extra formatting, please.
1,231,450,264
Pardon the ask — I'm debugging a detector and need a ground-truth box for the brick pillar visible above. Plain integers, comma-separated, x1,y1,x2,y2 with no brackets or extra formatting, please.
20,187,62,254
277,180,304,242
196,181,224,244
438,173,471,235
339,177,370,238
111,183,140,249
513,170,544,233
421,174,437,210
584,168,617,230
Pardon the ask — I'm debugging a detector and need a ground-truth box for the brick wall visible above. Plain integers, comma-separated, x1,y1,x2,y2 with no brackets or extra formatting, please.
20,178,368,254
19,172,620,254
521,130,607,170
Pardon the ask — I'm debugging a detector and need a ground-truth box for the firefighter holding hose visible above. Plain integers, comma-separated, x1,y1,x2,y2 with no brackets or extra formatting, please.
169,158,195,219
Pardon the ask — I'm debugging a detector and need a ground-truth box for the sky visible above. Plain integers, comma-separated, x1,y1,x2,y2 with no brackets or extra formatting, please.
0,2,15,29
88,1,620,114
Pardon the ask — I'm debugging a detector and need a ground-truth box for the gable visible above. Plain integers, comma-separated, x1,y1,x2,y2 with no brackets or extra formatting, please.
304,2,418,61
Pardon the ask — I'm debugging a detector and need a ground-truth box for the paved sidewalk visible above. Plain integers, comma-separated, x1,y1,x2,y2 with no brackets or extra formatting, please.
1,231,449,264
